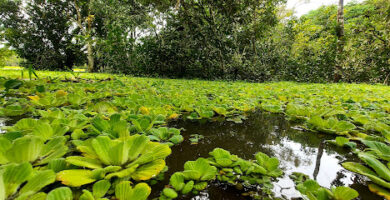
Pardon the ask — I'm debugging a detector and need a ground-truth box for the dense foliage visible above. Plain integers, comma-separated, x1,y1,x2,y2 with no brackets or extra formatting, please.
283,0,390,83
135,0,282,80
1,0,388,83
2,70,390,198
0,0,84,70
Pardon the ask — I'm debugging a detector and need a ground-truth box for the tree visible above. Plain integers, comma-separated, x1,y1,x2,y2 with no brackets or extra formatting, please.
338,0,389,83
0,0,85,70
0,47,13,67
334,0,344,82
139,0,283,80
91,0,152,73
73,0,95,72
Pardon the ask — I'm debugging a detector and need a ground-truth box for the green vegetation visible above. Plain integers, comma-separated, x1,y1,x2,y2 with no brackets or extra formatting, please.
160,148,283,199
1,70,390,198
0,0,389,198
0,0,388,83
290,172,359,200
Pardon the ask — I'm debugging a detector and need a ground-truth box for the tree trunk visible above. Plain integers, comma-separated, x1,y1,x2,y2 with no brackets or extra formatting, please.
252,3,257,56
313,140,324,180
86,13,94,72
334,0,344,82
87,42,94,72
74,0,94,72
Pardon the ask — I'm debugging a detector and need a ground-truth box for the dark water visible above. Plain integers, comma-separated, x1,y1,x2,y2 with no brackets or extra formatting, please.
151,112,382,200
0,113,382,200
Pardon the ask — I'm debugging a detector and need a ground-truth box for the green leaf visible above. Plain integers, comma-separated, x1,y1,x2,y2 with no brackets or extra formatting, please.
2,163,33,198
6,136,44,163
4,79,23,91
255,152,271,167
328,137,356,149
129,142,171,167
209,148,233,167
71,129,88,140
24,192,46,200
0,138,12,164
182,170,201,180
252,164,267,174
0,163,53,200
163,188,178,199
35,85,45,93
170,172,185,191
182,180,194,194
127,134,150,162
66,156,103,169
105,164,138,179
169,135,184,144
131,159,166,181
36,136,68,165
193,182,208,191
46,187,73,200
92,180,111,198
91,136,112,165
335,121,356,132
332,186,359,200
358,152,390,182
109,141,129,166
302,179,321,192
9,118,37,133
368,184,390,199
361,140,390,161
31,122,54,141
18,170,56,198
79,190,94,200
336,137,349,146
48,158,71,173
0,135,67,165
183,158,217,181
115,182,151,200
213,107,227,116
57,169,97,187
0,172,4,200
342,162,390,189
93,102,117,114
265,157,280,172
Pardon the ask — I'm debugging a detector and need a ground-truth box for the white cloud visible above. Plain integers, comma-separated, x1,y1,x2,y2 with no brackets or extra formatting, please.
287,0,364,16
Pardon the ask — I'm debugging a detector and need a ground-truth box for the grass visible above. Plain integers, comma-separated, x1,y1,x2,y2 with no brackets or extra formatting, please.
1,66,86,72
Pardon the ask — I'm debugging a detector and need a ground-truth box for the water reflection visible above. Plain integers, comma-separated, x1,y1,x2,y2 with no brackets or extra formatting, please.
0,113,382,199
153,112,382,200
269,139,354,198
0,118,6,134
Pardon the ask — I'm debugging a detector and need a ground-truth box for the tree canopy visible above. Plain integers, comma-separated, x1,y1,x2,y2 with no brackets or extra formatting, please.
0,0,389,83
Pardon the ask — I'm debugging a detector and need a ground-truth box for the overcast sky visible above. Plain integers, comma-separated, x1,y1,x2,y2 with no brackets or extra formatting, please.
287,0,364,16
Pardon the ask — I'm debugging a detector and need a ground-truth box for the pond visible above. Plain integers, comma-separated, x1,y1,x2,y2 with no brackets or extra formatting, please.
151,112,381,200
0,112,381,200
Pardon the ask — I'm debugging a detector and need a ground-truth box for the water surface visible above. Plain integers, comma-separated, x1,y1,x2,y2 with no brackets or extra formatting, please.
151,112,381,200
0,112,382,200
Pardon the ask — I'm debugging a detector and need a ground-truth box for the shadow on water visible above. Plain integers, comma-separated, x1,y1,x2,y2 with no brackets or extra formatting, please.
151,112,382,200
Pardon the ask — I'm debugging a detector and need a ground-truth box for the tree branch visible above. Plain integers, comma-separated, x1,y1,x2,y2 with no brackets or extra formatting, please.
73,0,85,34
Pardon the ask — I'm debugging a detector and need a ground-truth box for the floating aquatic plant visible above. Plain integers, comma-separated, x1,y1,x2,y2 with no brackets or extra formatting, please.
290,172,359,200
57,135,171,187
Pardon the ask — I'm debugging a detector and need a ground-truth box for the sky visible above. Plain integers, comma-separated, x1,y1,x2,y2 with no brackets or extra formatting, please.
287,0,364,16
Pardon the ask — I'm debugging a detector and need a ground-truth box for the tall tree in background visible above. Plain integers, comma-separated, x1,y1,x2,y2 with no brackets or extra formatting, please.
91,0,153,73
1,0,389,83
0,0,85,70
73,0,95,72
334,0,344,82
139,0,283,80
